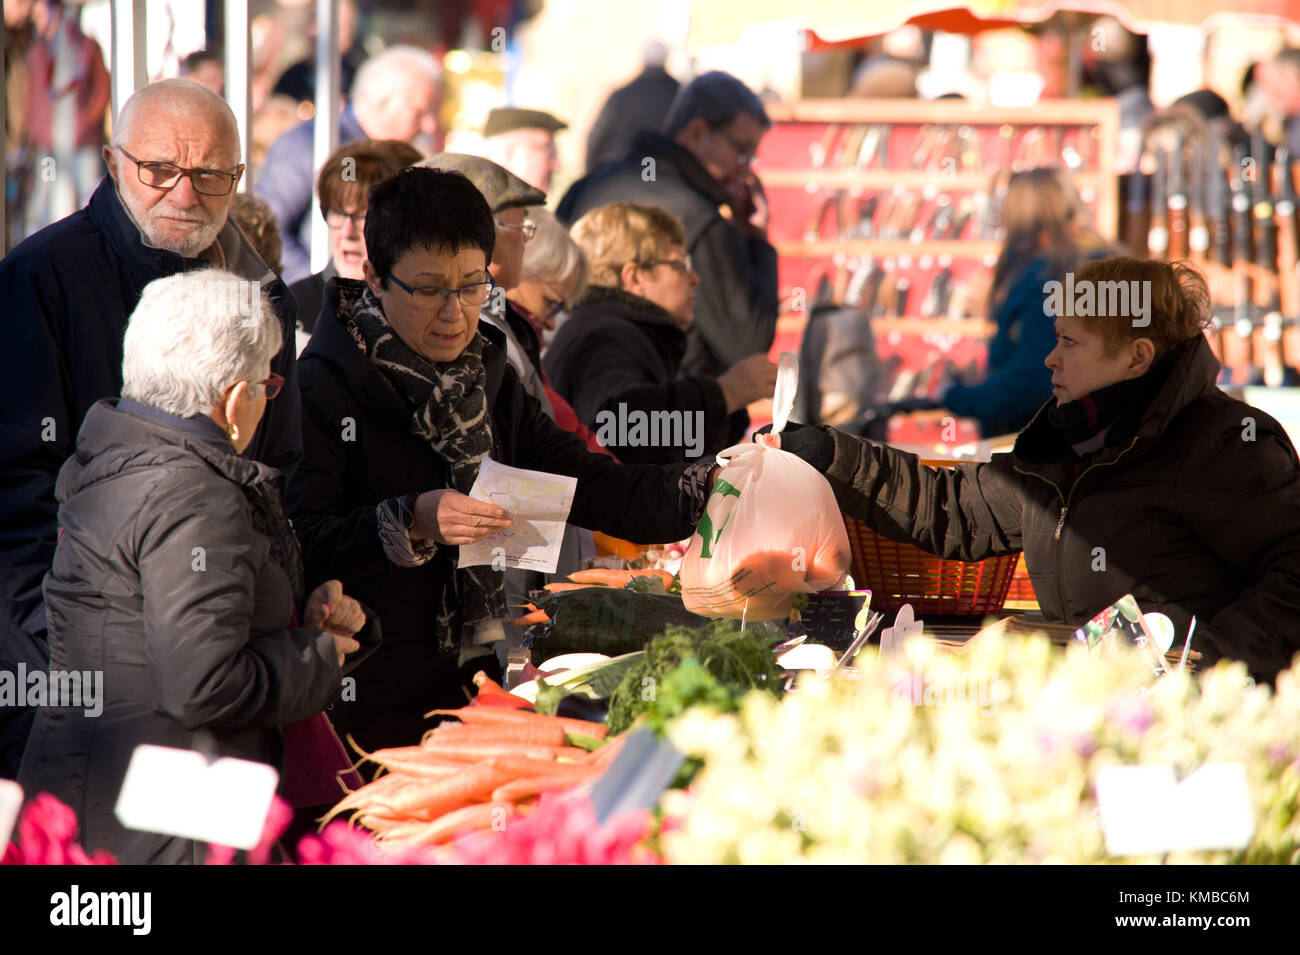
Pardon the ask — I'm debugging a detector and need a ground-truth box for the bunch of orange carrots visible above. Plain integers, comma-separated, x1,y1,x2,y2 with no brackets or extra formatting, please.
324,677,623,850
508,568,676,626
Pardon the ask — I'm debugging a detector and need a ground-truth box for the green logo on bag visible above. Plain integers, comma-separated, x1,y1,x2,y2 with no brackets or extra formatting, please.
696,479,740,560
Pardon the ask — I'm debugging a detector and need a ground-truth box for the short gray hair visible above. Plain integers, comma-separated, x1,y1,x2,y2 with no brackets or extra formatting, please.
662,71,769,139
352,45,442,107
122,269,282,417
522,208,589,298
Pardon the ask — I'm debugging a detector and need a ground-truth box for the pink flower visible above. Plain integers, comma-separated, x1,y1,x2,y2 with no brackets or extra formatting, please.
3,793,116,866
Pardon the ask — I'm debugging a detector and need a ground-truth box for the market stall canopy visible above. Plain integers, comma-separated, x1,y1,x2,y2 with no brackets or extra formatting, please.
690,0,1300,46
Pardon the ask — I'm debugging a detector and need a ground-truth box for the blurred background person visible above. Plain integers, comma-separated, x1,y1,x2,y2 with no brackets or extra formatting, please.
559,71,779,442
229,192,283,275
546,201,776,465
271,0,367,105
504,207,605,456
4,0,35,250
939,168,1112,438
478,107,566,195
22,0,110,234
256,45,441,283
288,138,422,343
1257,48,1300,155
179,49,224,95
18,269,375,864
585,41,680,174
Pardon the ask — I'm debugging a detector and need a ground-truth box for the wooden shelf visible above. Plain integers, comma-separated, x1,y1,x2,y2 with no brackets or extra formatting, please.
762,169,1110,191
775,314,995,338
775,239,1002,259
765,98,1121,128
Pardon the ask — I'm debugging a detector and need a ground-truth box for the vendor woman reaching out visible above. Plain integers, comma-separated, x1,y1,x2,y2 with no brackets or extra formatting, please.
764,257,1300,683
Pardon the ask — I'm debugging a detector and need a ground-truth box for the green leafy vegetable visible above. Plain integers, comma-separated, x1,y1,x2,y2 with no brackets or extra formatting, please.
606,620,785,735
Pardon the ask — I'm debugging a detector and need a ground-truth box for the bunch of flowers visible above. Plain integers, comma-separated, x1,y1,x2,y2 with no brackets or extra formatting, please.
659,633,1300,864
1,793,117,865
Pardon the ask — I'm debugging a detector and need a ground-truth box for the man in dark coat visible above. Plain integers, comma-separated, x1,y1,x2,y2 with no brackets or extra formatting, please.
557,71,779,409
0,79,302,776
771,259,1300,684
585,43,680,173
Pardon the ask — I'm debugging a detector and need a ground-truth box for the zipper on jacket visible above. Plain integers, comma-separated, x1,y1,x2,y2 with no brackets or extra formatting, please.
1013,432,1141,620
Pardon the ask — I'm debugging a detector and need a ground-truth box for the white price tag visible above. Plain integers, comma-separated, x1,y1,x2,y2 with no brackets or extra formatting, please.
0,778,23,848
1096,763,1254,856
114,745,279,850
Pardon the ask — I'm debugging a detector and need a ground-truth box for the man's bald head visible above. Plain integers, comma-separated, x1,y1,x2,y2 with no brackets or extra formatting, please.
112,79,241,166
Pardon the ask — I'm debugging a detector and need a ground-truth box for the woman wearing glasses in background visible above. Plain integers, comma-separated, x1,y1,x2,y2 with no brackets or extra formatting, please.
287,139,424,345
18,269,378,864
543,201,778,466
289,168,721,752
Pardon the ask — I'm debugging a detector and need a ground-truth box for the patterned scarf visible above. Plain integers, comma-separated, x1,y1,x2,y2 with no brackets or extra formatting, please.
342,282,506,658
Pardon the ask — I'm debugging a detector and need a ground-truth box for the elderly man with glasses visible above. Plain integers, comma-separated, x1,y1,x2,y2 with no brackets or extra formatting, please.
0,78,301,777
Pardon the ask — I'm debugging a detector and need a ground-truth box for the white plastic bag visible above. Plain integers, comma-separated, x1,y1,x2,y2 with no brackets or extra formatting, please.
680,354,851,621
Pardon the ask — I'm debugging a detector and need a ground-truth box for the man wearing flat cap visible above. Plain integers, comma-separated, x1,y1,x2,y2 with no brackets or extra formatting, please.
480,107,566,194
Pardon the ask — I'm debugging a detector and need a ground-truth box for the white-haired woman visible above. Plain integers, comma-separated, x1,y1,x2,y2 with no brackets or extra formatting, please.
507,207,590,347
18,268,377,865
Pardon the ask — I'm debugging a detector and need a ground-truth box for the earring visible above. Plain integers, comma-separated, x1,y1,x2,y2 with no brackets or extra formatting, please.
229,423,239,442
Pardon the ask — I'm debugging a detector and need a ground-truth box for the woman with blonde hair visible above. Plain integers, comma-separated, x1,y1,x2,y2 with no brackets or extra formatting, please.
939,167,1114,436
544,201,776,465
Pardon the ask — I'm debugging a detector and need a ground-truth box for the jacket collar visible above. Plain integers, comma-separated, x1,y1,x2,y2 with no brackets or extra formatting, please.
572,284,685,333
59,398,278,502
87,175,281,288
1011,334,1221,480
307,277,510,418
630,131,733,208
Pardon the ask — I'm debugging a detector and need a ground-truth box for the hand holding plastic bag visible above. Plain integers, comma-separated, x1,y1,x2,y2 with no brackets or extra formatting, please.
680,355,851,621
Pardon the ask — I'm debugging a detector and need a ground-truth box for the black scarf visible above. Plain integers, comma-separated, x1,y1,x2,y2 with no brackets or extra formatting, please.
1047,351,1177,454
343,284,506,658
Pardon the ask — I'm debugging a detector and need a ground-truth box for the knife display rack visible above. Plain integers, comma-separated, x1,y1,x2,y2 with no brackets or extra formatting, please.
1127,112,1300,388
758,98,1121,425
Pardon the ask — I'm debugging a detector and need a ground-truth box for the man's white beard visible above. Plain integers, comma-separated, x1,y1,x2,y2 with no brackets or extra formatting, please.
118,182,226,257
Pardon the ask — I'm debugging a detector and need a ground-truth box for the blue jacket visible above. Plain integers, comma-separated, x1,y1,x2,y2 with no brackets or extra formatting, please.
942,254,1065,437
256,105,365,284
0,175,302,664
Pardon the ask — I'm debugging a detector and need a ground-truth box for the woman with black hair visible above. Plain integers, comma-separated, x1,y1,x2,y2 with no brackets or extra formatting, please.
289,167,716,751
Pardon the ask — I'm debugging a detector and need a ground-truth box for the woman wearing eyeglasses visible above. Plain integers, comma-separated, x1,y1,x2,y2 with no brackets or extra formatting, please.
289,168,720,752
287,139,424,344
18,269,378,864
544,201,778,466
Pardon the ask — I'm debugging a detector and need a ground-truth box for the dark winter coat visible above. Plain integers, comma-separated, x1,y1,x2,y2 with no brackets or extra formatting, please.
543,285,731,464
0,177,302,775
557,131,779,381
288,278,711,751
288,261,337,336
17,399,376,864
585,65,681,173
824,335,1300,683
